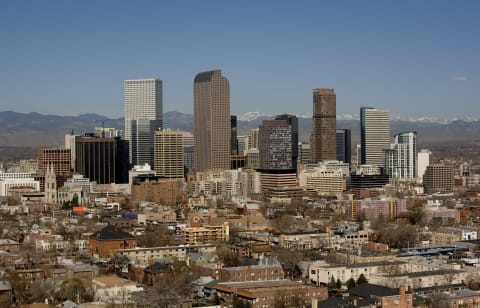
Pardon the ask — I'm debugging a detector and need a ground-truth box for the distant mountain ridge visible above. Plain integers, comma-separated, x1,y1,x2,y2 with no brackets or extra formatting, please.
0,110,479,148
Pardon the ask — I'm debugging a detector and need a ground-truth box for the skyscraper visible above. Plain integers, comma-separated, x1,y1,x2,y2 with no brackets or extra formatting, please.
231,115,238,156
75,135,129,184
336,129,351,164
194,70,230,172
385,132,417,179
423,164,454,193
311,88,336,162
37,148,71,176
154,130,184,179
360,107,390,168
258,115,298,170
417,149,431,180
275,114,298,170
124,78,163,167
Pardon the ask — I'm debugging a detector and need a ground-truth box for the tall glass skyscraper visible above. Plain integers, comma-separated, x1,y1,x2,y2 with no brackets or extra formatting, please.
124,78,163,167
194,70,230,172
360,107,390,168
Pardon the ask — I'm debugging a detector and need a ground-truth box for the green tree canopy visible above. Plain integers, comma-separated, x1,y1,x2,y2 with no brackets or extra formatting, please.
346,277,356,289
357,273,368,285
336,278,342,289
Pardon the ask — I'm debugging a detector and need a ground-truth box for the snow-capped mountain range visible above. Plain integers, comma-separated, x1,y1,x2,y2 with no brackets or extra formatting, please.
236,112,479,124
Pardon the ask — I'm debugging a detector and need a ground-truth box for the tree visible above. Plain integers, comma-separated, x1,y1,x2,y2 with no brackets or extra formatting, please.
376,223,417,249
336,278,342,289
30,279,56,304
132,263,199,307
232,295,252,308
357,273,368,285
271,214,294,232
71,193,79,206
466,273,480,290
407,204,426,226
328,276,336,288
346,277,356,289
138,225,182,247
55,278,87,302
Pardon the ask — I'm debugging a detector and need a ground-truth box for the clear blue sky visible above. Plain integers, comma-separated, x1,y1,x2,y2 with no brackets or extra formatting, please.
1,1,478,118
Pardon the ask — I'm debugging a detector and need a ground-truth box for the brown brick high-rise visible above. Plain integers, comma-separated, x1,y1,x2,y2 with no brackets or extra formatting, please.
311,88,336,162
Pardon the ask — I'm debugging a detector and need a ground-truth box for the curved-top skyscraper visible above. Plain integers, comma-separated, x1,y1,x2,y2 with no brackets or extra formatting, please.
194,70,230,172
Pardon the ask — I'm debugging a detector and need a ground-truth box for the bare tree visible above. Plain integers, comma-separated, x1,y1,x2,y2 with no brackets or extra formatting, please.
271,214,294,233
30,279,55,304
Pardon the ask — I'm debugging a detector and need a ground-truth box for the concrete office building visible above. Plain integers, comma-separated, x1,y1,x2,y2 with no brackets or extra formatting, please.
360,107,390,168
336,129,351,164
275,114,298,169
259,116,298,170
246,148,260,169
124,78,163,166
311,88,336,162
298,142,311,165
237,135,251,156
194,70,230,172
37,148,71,176
65,132,78,171
385,132,417,179
417,149,431,180
0,172,40,197
154,130,184,179
423,164,454,194
250,128,259,149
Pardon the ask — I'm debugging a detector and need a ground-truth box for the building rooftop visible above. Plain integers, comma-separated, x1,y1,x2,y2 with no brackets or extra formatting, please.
349,283,402,298
90,225,135,241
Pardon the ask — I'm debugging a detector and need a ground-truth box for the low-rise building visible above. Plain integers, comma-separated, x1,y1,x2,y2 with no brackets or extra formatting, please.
0,239,20,252
215,279,328,308
318,284,413,308
116,244,216,266
370,270,469,290
278,232,329,250
89,225,137,258
177,222,229,245
218,260,283,282
309,261,409,286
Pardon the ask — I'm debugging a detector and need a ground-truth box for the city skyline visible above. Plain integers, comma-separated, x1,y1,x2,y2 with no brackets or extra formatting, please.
1,1,478,118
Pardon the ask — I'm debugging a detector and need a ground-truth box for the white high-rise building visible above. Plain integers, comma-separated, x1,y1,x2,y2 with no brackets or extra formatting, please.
385,132,417,179
417,149,431,180
65,132,78,171
360,107,390,168
124,78,163,167
250,128,259,149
